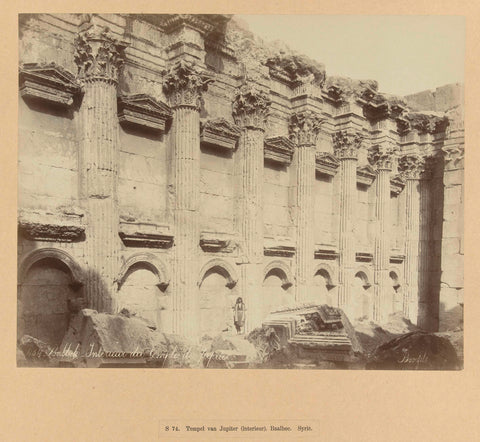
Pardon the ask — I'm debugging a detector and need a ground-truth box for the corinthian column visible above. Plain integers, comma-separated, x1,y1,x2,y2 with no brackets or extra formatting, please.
368,143,394,322
232,84,271,330
289,111,323,301
163,59,213,337
333,131,363,316
75,27,127,312
398,154,426,324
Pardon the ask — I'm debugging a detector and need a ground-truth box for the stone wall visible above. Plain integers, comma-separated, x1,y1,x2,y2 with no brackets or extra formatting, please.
17,13,463,344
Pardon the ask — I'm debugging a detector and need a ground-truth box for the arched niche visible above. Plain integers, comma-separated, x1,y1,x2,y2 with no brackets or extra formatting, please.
262,261,295,319
116,253,171,331
352,269,373,321
311,264,337,306
389,270,403,314
17,248,84,347
198,259,238,336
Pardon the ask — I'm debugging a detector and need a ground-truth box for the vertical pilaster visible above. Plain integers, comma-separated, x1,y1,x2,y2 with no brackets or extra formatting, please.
75,26,127,312
289,111,322,301
398,154,426,323
333,131,363,316
163,59,213,337
369,143,394,322
232,84,270,330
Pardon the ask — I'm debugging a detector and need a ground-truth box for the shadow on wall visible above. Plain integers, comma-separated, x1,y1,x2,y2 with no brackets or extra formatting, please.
438,302,463,332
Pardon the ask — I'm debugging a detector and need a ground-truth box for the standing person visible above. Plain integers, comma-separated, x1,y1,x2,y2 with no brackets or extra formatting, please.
233,297,246,335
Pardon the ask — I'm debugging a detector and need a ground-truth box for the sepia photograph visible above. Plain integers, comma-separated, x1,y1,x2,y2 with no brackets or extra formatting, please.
17,13,464,370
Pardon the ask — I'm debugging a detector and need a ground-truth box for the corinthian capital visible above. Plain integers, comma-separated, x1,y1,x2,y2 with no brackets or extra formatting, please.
442,145,464,170
74,27,128,84
232,83,271,130
162,59,214,109
288,111,323,146
398,154,427,180
332,130,363,159
368,144,395,170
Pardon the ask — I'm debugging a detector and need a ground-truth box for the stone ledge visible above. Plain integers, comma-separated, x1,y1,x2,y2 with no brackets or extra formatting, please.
356,252,373,263
117,94,172,133
316,152,339,176
314,248,338,260
18,208,85,242
19,62,81,108
264,237,296,257
357,165,376,186
200,231,237,253
119,221,173,248
264,136,294,166
200,118,241,152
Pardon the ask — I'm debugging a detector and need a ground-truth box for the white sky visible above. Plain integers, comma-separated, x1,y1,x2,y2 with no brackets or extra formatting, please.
236,15,465,97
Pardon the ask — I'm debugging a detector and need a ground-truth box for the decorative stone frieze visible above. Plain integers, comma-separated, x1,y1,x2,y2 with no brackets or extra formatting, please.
315,152,340,176
118,221,174,248
117,94,172,133
264,136,295,166
152,14,232,36
19,62,81,107
18,208,85,242
332,130,363,159
232,83,271,130
289,111,323,146
74,27,128,84
200,118,241,151
163,59,214,109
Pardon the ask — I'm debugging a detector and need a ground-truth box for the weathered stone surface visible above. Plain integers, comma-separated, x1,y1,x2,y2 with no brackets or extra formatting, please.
366,331,459,370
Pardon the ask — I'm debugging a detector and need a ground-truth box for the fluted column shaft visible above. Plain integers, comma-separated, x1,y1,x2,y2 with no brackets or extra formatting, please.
75,28,126,313
373,168,391,321
295,144,316,300
338,157,358,311
163,59,212,337
171,106,201,336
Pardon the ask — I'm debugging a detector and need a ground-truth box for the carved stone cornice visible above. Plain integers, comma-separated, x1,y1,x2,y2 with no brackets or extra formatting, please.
390,254,405,264
18,208,85,242
117,94,172,133
390,174,405,195
363,94,406,122
314,248,339,260
442,144,465,170
232,83,271,130
200,118,241,151
19,62,81,107
199,232,236,253
162,59,214,110
356,165,376,186
289,111,323,146
74,27,128,84
332,130,363,159
264,136,295,166
118,221,174,248
150,14,232,36
356,252,373,263
265,53,326,89
368,144,395,170
264,237,296,257
315,152,340,177
406,112,449,134
398,154,427,180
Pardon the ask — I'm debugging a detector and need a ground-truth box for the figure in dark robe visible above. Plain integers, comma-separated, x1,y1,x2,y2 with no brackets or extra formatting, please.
233,297,246,334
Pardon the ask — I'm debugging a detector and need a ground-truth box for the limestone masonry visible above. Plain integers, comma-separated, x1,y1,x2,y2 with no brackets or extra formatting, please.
18,14,464,346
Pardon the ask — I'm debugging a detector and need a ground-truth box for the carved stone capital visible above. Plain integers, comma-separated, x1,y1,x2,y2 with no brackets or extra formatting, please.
398,154,427,180
442,144,464,170
406,112,449,134
19,62,81,107
289,111,323,146
232,84,271,130
74,27,128,84
368,144,395,170
332,130,363,159
163,59,214,109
